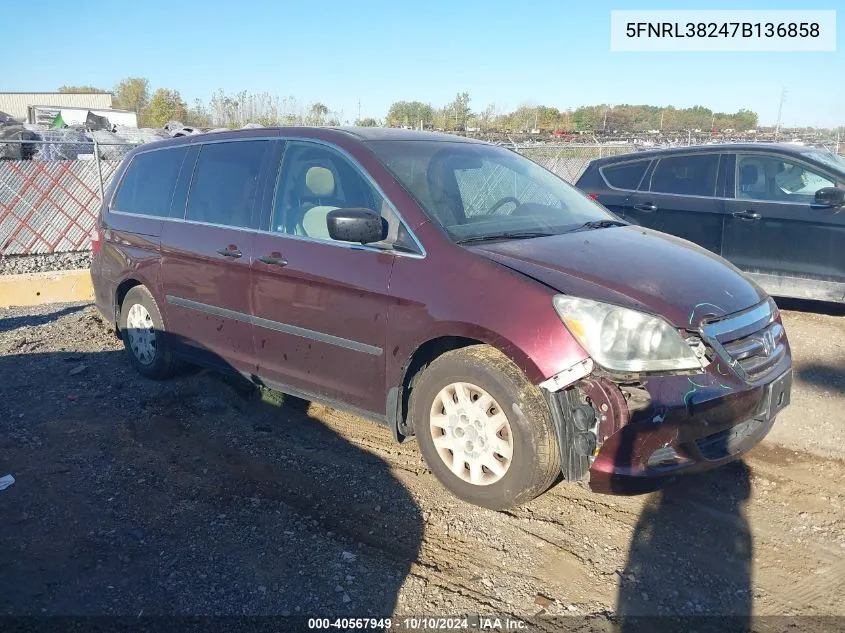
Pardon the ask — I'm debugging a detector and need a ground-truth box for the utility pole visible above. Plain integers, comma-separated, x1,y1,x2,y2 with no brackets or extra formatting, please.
357,98,361,124
603,105,609,132
660,110,664,131
775,88,787,141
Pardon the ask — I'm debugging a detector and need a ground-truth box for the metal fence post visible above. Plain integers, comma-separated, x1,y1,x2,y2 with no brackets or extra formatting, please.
92,138,106,203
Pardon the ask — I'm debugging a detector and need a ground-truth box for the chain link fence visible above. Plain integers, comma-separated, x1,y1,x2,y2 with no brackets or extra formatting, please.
0,140,138,256
514,143,638,182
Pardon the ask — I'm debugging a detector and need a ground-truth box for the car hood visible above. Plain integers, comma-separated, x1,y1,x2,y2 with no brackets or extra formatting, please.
467,226,766,328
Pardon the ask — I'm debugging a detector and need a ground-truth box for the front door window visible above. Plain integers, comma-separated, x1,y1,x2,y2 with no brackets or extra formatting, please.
271,143,410,251
736,154,835,203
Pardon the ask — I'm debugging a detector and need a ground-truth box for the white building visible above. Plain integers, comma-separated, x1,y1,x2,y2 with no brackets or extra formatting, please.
28,105,138,128
0,92,114,121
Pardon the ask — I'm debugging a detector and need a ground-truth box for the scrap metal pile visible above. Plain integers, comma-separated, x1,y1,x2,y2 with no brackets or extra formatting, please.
0,114,261,161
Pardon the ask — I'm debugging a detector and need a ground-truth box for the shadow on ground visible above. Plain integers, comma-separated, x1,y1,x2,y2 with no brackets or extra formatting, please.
795,361,845,392
615,462,753,632
610,396,755,631
0,304,87,334
0,327,423,616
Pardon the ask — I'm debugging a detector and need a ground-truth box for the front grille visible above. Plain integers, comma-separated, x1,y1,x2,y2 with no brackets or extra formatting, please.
702,300,786,382
722,322,786,380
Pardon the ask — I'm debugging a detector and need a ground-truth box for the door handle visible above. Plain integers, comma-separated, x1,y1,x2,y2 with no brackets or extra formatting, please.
633,203,657,212
216,245,243,258
258,253,288,267
733,210,761,221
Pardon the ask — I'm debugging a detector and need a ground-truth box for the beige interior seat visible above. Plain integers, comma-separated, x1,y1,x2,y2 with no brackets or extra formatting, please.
301,166,339,239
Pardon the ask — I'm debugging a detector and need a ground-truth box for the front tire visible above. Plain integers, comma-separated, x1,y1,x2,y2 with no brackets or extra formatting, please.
119,285,177,380
410,345,561,510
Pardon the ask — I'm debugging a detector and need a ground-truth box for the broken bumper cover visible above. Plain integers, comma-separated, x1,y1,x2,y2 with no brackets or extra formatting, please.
586,365,792,494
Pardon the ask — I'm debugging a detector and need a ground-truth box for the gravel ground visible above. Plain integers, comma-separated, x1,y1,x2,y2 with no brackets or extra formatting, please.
0,301,843,627
0,251,92,275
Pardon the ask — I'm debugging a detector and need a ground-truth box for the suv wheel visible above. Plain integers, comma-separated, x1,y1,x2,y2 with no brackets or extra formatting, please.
410,345,561,510
119,285,177,379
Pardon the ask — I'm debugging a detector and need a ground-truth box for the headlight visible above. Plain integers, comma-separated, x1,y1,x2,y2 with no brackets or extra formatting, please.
553,295,704,372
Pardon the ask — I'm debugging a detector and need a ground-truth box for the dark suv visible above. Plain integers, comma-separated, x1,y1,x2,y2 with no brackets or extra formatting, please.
90,128,792,509
576,143,845,303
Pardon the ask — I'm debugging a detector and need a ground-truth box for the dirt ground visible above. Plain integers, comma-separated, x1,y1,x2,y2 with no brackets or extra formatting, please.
0,299,843,628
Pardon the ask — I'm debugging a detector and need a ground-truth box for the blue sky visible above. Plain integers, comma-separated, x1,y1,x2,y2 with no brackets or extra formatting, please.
2,0,842,127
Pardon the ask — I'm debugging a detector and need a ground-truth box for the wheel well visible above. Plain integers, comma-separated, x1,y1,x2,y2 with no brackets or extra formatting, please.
396,336,483,439
114,279,142,335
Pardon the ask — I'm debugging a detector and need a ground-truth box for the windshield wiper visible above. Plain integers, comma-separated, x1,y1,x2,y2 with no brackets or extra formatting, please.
569,219,628,232
455,231,556,245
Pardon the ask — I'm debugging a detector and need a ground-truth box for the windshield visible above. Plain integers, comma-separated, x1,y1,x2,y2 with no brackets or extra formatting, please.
804,150,845,175
366,140,615,242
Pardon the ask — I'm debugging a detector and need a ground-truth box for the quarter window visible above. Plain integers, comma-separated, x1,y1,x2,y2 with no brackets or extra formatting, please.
185,140,269,228
601,160,650,190
736,154,835,203
650,154,719,197
112,147,188,217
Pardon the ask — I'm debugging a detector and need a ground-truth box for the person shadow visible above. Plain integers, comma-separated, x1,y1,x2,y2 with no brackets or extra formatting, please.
616,459,753,633
0,314,423,621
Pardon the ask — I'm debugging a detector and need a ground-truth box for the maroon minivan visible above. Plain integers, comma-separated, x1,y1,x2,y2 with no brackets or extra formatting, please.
90,127,792,509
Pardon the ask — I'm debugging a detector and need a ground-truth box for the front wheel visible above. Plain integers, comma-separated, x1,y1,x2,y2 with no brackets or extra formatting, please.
410,345,561,510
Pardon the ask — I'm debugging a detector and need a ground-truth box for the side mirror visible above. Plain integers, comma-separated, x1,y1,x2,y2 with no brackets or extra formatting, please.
327,208,386,244
813,187,845,208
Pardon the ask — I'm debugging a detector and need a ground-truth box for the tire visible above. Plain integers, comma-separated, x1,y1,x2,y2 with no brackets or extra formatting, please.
118,285,178,380
410,344,561,510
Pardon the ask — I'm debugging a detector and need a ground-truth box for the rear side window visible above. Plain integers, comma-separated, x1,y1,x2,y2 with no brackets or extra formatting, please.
186,140,269,228
650,154,719,197
112,147,188,217
600,160,650,190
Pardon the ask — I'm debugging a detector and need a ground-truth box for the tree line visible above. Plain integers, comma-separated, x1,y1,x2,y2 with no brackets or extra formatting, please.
59,80,357,129
386,95,759,133
59,80,760,132
60,80,190,128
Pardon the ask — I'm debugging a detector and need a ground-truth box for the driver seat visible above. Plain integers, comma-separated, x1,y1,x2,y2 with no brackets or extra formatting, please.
738,160,766,199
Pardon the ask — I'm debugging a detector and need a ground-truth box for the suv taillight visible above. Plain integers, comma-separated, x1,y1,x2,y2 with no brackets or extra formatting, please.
587,193,600,200
91,227,102,255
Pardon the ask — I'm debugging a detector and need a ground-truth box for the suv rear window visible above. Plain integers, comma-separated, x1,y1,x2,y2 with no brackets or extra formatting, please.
112,147,188,217
600,160,650,190
650,154,719,197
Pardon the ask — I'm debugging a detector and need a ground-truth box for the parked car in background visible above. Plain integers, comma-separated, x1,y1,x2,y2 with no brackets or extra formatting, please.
576,143,845,304
91,128,792,509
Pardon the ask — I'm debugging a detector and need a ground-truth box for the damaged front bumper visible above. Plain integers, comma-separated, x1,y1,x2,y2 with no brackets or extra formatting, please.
541,308,793,495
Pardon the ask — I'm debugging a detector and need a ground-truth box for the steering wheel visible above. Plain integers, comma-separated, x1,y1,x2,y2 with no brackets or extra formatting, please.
487,196,521,215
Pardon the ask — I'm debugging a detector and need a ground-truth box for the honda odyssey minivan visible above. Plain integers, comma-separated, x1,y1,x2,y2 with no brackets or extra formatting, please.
91,127,792,509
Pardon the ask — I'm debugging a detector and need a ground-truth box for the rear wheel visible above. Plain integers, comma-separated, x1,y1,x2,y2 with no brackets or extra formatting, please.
410,345,560,510
119,285,177,379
